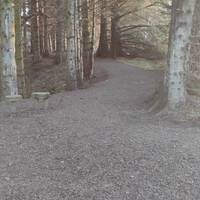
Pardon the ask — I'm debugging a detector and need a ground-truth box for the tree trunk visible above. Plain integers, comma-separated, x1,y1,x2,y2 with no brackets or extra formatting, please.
82,0,91,80
39,0,45,56
66,0,78,90
189,0,200,73
23,0,28,56
55,0,65,64
14,0,28,97
41,0,49,57
110,6,121,59
167,0,197,109
97,0,109,57
97,12,109,57
0,0,19,99
89,0,96,78
75,0,84,86
31,0,41,63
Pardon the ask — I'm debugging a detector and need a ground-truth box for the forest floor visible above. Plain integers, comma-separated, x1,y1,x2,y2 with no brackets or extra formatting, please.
1,59,200,199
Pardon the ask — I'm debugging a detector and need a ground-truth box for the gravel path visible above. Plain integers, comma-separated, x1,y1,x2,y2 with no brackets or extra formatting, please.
1,59,200,200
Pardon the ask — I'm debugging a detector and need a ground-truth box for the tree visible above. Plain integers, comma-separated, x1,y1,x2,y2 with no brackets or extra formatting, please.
167,0,197,109
66,0,82,90
82,0,97,80
189,0,200,73
55,0,65,64
0,0,19,99
97,0,109,57
15,0,27,97
31,0,41,63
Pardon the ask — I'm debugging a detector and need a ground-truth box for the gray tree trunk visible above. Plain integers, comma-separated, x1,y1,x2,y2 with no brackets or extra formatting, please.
0,0,19,99
167,0,196,109
31,0,41,63
189,0,200,73
66,0,78,90
55,0,65,64
15,0,27,97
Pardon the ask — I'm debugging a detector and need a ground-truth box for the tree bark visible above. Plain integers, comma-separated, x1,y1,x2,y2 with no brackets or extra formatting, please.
167,0,197,109
82,0,91,80
110,5,121,58
14,0,28,97
66,0,78,90
31,0,41,63
55,0,65,64
0,0,19,99
97,11,109,57
189,0,200,73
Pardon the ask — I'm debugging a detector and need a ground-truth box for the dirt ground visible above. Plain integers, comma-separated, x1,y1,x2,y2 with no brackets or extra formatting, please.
1,59,200,200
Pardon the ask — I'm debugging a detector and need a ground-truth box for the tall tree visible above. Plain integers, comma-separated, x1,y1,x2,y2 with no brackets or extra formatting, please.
97,0,109,57
15,0,27,97
0,0,19,99
66,0,82,90
43,0,49,57
31,0,41,63
82,0,91,80
189,0,200,73
55,0,65,64
167,0,196,109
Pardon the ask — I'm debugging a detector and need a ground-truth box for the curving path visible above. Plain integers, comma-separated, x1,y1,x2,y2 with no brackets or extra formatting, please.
0,59,200,200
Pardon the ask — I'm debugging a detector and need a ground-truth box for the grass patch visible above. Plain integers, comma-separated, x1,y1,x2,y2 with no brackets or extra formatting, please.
118,57,166,71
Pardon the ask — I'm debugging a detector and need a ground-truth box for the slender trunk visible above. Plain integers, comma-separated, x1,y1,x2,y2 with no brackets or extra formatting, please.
39,0,44,56
189,0,200,73
55,0,65,64
75,0,84,86
0,0,19,99
66,0,78,90
15,0,28,97
23,0,28,56
42,0,49,57
43,15,49,56
97,0,109,57
31,0,41,63
89,0,96,78
110,6,121,59
82,0,91,80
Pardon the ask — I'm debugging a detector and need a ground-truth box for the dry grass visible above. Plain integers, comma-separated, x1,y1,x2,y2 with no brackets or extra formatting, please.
118,57,166,71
